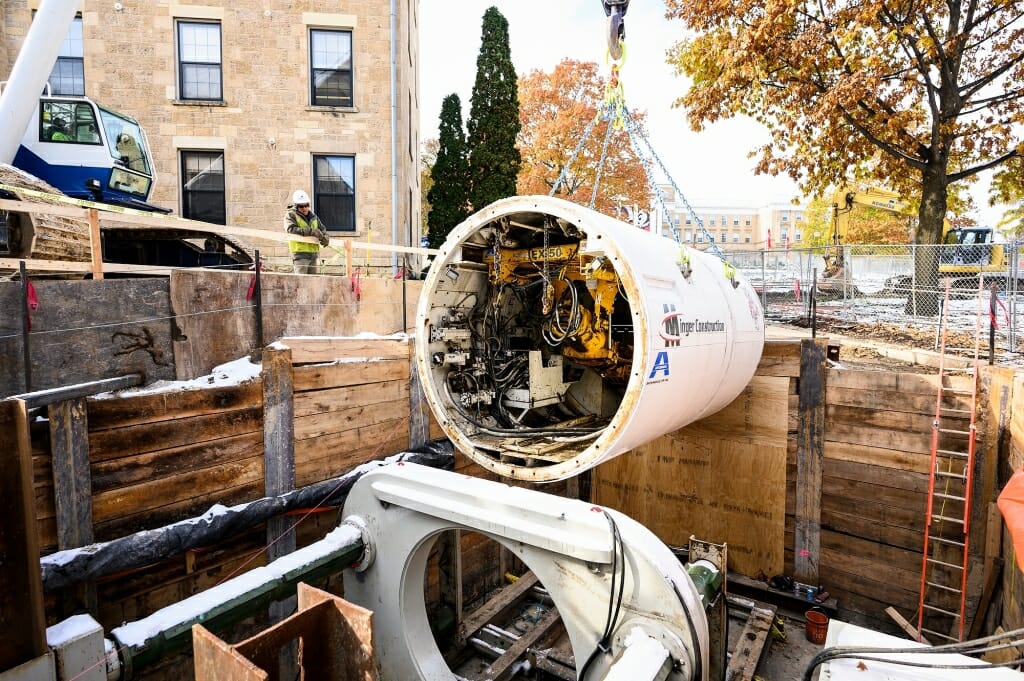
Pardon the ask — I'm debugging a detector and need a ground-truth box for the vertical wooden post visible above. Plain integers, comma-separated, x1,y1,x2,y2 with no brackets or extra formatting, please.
262,347,297,677
88,208,103,280
345,240,353,277
794,338,827,586
438,529,463,645
49,397,98,614
262,347,295,559
0,398,48,670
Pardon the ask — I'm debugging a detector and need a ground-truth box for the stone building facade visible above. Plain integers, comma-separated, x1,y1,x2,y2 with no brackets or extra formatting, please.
1,0,421,270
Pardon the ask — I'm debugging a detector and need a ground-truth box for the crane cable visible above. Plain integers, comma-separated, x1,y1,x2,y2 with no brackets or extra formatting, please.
546,43,736,284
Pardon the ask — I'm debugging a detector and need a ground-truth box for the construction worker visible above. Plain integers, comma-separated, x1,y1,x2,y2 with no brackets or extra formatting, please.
284,190,330,274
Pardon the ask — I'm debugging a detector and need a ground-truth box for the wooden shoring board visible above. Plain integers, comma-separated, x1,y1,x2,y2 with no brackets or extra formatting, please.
457,572,540,648
594,375,789,576
281,336,412,364
726,599,777,681
292,358,408,392
486,607,562,681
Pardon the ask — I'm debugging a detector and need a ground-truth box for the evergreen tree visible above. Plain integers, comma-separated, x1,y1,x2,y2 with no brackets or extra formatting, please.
426,94,470,249
467,6,521,211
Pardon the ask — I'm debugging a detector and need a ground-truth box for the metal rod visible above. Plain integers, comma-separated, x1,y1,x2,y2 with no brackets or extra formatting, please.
990,285,997,365
11,373,143,409
19,260,31,392
254,250,264,358
811,267,818,338
401,253,408,333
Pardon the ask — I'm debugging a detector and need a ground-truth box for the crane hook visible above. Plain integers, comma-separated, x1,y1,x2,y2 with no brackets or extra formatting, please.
601,0,629,60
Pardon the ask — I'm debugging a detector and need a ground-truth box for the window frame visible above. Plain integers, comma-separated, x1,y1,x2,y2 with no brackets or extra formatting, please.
309,28,354,108
312,154,357,232
180,149,227,225
176,20,223,102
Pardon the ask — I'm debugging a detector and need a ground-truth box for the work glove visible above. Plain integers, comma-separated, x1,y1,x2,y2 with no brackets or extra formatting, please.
318,230,331,247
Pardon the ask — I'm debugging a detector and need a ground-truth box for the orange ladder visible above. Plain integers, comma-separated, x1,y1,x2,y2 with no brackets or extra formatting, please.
916,277,983,642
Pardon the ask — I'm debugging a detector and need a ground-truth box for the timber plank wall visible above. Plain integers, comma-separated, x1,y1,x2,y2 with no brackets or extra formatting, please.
0,272,421,397
19,335,452,680
595,338,1017,638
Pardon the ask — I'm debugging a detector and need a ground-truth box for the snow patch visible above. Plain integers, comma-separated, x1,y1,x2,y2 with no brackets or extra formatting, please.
111,524,361,648
47,614,100,646
91,356,262,399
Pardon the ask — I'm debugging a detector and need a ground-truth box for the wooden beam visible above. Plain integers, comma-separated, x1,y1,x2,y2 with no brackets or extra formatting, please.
794,338,827,586
0,398,48,670
487,607,562,681
48,398,95,550
725,604,776,681
438,529,463,647
48,397,99,615
279,337,411,363
885,606,931,644
0,197,440,255
457,572,539,648
88,208,103,279
262,347,295,561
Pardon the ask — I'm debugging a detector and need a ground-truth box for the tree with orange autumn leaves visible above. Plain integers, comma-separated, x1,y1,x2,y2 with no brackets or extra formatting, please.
516,59,652,217
665,0,1023,249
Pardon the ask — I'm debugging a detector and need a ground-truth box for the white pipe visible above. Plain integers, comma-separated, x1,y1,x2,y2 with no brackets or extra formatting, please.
389,0,399,273
0,0,80,164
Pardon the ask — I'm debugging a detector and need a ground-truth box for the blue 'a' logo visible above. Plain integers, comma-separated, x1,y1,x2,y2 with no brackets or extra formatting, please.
649,351,670,378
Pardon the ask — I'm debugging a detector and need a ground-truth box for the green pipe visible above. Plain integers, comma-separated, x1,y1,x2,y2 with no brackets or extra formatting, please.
110,527,364,678
686,560,724,609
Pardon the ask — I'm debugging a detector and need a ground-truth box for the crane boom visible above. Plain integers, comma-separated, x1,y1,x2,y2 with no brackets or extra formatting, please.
0,0,80,165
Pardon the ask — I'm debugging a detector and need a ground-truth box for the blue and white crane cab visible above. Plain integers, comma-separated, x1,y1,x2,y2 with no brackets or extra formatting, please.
11,94,164,211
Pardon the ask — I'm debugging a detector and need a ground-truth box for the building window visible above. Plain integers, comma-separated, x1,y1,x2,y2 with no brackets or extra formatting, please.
684,231,692,242
732,233,739,243
733,219,739,226
48,16,84,96
745,235,751,243
745,219,751,226
181,151,225,224
782,214,789,221
685,218,692,225
310,29,353,107
313,155,356,231
697,234,704,243
177,21,222,101
796,232,803,242
709,218,715,226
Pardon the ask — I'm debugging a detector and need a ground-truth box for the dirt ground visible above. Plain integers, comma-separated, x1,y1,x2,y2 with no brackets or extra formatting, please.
770,318,991,373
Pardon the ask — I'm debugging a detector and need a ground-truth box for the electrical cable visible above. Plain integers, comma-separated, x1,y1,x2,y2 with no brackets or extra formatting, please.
801,626,1024,681
578,510,626,679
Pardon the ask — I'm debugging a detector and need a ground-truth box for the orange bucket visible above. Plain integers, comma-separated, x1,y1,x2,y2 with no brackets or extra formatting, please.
805,609,829,644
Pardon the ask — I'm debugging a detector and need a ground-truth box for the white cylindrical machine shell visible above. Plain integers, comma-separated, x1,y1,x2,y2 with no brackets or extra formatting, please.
416,195,764,482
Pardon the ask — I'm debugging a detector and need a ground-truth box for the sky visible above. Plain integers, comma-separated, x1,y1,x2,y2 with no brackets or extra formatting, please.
418,0,1007,225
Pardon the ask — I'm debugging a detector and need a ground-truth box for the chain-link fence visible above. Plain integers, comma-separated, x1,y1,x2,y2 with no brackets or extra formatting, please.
721,242,1024,358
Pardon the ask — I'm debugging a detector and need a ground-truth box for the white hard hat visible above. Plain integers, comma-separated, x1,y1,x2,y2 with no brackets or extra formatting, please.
292,189,310,204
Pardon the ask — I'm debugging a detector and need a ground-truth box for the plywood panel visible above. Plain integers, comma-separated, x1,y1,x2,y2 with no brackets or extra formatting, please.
593,376,789,576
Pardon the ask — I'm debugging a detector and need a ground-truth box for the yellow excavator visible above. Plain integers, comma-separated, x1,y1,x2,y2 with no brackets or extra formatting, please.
822,185,1006,282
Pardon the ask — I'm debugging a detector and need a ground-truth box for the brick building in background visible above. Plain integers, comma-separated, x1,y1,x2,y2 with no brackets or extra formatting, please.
1,0,421,269
652,185,807,251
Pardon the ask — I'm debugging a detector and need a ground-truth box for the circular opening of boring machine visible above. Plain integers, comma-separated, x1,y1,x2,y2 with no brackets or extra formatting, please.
417,199,640,482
